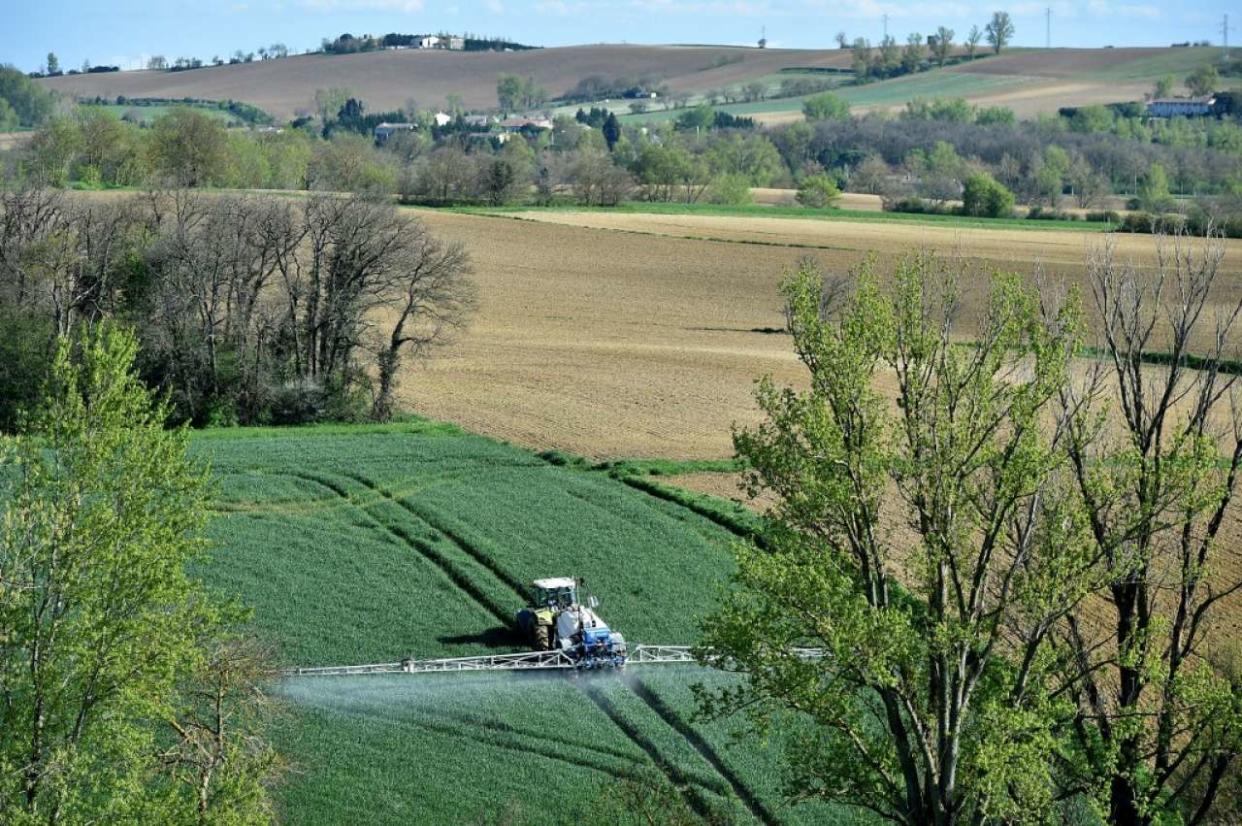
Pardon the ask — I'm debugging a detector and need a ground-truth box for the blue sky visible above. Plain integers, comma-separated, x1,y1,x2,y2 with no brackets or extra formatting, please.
4,1,1233,73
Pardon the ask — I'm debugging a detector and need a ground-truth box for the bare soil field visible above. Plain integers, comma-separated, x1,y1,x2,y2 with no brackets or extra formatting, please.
39,45,850,120
403,209,1242,460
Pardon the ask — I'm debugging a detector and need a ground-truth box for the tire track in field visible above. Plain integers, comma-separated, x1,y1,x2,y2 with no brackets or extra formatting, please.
628,677,779,826
442,711,644,765
579,682,729,820
285,471,512,625
340,471,530,604
413,716,644,780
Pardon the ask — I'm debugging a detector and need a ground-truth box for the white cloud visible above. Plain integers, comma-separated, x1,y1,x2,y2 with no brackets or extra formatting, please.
486,0,505,12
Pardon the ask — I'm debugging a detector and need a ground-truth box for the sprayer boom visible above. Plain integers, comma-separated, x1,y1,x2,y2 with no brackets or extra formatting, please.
283,645,824,678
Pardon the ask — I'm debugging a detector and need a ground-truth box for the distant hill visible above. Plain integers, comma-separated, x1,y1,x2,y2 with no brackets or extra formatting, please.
37,44,1228,124
38,44,852,119
615,46,1231,126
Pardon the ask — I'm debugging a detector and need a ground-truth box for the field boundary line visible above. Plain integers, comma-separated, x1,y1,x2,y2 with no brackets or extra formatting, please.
471,211,857,253
619,476,769,548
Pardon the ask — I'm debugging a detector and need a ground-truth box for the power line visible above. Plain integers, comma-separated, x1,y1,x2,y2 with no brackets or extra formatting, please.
882,14,888,40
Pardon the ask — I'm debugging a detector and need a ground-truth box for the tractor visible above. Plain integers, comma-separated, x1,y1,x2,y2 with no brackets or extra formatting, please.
515,577,627,668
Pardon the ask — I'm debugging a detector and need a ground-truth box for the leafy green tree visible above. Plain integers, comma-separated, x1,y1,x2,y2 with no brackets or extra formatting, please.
45,53,59,75
0,326,278,822
794,173,840,208
1153,75,1175,99
966,25,982,59
27,116,82,186
497,74,524,112
0,98,16,131
1069,105,1114,134
932,26,954,66
0,66,57,127
632,142,710,203
901,32,925,74
961,170,1014,216
1137,161,1174,211
1036,144,1070,205
148,108,229,187
877,35,901,76
602,112,621,151
802,92,850,122
313,86,352,126
698,257,1087,825
1186,65,1219,97
850,38,874,81
307,132,397,194
705,133,782,187
706,173,754,205
985,11,1015,54
974,105,1014,125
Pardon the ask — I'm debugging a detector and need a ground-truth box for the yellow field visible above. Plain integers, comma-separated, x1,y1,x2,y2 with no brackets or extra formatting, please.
404,209,1242,460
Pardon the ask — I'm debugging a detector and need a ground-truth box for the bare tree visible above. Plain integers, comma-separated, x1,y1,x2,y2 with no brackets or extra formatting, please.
162,632,283,824
373,223,473,421
282,195,474,421
1054,232,1242,825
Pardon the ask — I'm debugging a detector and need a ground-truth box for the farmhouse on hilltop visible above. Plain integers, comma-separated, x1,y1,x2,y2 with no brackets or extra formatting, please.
414,34,465,50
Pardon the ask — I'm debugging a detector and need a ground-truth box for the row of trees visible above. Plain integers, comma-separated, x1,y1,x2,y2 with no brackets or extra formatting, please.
0,188,475,427
8,87,1242,219
704,239,1242,824
839,11,1014,84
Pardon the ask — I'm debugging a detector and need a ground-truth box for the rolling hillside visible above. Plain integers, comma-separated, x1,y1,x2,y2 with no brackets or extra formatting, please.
38,44,1228,124
38,44,851,120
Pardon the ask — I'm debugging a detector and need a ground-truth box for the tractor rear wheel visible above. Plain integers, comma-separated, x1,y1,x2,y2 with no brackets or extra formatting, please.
533,623,551,651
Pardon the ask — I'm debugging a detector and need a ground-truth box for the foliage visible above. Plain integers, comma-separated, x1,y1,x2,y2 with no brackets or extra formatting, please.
960,170,1014,217
0,326,277,823
794,173,840,208
985,11,1015,54
802,92,850,122
497,74,548,112
0,66,57,128
1136,161,1175,211
1053,235,1242,824
698,256,1090,824
1186,64,1219,97
148,107,230,186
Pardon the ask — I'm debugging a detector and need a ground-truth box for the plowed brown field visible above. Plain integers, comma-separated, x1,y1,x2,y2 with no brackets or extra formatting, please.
403,209,1242,460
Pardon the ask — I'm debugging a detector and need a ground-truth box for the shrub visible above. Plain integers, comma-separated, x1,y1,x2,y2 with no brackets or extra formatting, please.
802,92,850,122
706,173,754,205
1025,205,1075,221
796,174,841,208
960,171,1014,217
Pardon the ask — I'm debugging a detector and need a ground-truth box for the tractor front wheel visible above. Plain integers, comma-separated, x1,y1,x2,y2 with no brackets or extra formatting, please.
533,623,551,651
